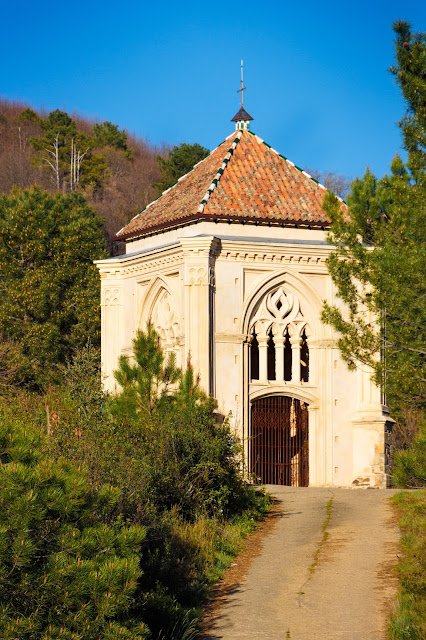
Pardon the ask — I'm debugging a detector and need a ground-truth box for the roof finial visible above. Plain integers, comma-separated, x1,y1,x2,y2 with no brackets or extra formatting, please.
231,60,254,131
237,59,246,108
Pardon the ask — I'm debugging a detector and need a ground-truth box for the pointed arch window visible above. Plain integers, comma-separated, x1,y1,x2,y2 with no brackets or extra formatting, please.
300,329,309,382
267,328,276,381
284,328,292,381
250,328,259,381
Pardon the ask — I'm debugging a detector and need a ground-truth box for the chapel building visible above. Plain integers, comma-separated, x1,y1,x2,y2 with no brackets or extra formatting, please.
96,108,392,488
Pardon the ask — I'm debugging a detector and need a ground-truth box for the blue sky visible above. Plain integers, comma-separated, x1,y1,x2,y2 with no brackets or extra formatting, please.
1,0,424,180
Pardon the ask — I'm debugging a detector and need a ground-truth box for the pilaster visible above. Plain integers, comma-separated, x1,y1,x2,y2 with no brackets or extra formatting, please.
180,236,220,394
100,280,124,393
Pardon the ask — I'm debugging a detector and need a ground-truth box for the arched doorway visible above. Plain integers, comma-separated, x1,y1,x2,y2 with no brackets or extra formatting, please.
250,396,309,486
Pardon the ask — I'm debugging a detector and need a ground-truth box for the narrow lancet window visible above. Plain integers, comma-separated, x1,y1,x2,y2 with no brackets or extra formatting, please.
300,329,309,382
250,328,259,380
267,329,276,380
284,328,292,381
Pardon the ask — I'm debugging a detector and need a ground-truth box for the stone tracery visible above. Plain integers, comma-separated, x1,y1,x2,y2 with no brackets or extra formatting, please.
149,287,181,365
249,287,310,383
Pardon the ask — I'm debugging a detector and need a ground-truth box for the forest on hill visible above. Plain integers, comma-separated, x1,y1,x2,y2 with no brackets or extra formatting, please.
0,98,169,251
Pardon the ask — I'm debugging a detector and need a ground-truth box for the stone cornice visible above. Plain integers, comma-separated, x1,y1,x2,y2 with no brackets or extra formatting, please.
216,237,332,268
180,235,221,258
95,243,183,278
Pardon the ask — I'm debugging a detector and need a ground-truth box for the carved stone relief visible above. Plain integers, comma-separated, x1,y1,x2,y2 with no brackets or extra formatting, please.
186,265,209,286
250,286,308,339
150,287,181,353
103,288,121,306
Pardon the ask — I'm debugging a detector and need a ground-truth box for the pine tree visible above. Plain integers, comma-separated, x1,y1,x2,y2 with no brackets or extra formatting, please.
30,109,108,191
0,186,108,387
321,21,425,417
108,327,244,520
0,410,149,639
154,142,209,194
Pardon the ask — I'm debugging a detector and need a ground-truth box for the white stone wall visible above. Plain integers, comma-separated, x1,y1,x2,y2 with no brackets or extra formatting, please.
95,223,390,487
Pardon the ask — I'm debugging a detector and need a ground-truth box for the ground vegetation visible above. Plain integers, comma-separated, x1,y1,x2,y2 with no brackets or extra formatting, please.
389,490,426,640
0,404,148,639
0,327,269,639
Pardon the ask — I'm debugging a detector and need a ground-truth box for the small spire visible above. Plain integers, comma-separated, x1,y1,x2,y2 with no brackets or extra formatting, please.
231,59,253,131
237,59,246,107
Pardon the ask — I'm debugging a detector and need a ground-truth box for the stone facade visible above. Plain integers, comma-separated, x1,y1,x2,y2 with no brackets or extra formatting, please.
96,222,391,488
96,126,392,488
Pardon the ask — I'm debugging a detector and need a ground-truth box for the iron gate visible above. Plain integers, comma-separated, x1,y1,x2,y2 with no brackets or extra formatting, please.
250,396,309,486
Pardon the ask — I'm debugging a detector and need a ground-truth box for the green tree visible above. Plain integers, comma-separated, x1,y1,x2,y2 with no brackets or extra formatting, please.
0,409,148,639
154,142,209,193
0,186,108,387
93,121,132,158
321,21,425,417
16,108,42,129
31,109,108,191
108,327,246,520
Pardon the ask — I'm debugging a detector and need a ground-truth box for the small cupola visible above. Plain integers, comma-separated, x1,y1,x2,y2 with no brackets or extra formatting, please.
231,60,254,131
231,106,254,131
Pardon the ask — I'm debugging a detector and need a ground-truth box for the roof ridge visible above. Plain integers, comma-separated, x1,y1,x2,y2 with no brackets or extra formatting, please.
117,132,238,235
197,130,243,213
246,129,345,204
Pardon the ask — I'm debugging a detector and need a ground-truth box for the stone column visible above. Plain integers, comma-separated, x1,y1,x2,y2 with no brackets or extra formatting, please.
290,335,301,383
258,336,269,381
180,236,220,395
274,336,285,382
307,342,318,385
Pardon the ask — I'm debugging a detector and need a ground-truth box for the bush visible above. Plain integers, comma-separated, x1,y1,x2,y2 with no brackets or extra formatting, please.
0,408,149,639
392,417,426,489
105,327,259,521
41,329,271,638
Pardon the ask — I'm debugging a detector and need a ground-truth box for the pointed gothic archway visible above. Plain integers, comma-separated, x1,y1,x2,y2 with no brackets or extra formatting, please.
250,396,309,486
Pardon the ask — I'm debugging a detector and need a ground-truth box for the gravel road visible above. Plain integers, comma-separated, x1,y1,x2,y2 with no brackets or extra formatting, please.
203,486,400,640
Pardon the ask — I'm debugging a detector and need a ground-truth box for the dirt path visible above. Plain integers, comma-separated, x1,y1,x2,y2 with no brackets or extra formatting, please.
201,487,400,640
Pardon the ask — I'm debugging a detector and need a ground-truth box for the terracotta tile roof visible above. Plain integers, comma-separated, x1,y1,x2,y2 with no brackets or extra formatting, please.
117,130,346,241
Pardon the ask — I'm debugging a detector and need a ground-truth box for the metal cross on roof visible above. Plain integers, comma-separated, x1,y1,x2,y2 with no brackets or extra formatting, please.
237,60,246,108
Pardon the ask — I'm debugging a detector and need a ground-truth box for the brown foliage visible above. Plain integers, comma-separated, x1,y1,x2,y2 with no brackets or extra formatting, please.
0,97,163,253
392,408,423,450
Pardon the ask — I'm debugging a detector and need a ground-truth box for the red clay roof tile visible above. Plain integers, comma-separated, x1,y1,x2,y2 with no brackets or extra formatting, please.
117,130,346,241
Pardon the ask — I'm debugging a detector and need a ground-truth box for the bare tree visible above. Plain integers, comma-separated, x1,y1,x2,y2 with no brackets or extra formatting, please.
39,133,60,190
305,167,351,200
70,138,89,190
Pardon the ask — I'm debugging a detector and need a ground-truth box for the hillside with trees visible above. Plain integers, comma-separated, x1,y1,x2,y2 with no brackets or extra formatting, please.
0,99,167,251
